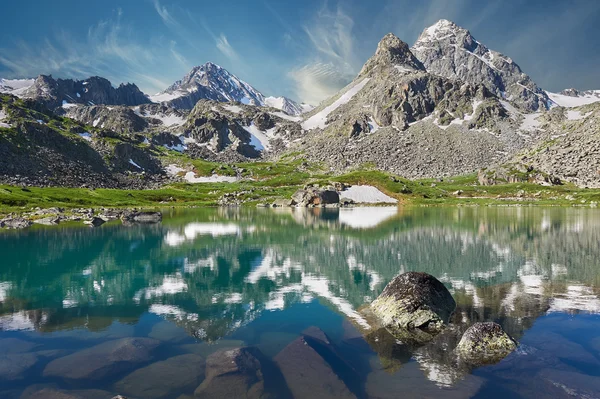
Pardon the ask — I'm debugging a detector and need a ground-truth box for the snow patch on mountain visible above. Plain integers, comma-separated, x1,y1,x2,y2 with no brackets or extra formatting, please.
302,78,371,131
0,78,35,96
546,90,600,107
242,123,277,151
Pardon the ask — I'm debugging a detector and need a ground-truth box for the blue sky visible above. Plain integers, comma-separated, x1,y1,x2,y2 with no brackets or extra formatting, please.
1,0,599,104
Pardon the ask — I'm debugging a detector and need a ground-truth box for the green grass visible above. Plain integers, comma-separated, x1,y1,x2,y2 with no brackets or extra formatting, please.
2,165,600,217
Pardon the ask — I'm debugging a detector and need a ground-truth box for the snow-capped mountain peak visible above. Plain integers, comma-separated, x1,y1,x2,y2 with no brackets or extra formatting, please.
411,19,548,112
150,62,308,115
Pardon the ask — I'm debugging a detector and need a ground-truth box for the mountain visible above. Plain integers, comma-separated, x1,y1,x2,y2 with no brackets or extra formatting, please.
150,62,308,116
1,75,152,112
294,32,540,179
411,19,549,112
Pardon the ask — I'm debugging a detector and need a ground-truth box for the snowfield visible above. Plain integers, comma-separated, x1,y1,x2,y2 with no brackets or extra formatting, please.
340,185,398,204
302,78,371,131
546,91,600,107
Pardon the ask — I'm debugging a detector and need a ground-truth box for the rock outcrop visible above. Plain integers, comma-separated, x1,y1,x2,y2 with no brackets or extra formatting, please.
456,322,517,364
370,272,456,343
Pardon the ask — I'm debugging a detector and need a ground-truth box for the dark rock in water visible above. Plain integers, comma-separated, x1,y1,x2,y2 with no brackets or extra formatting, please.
84,217,105,227
370,272,456,343
121,211,162,224
0,217,32,229
456,322,516,364
0,353,39,380
274,327,358,399
362,328,412,373
20,386,116,399
194,347,269,399
43,337,159,381
115,354,205,399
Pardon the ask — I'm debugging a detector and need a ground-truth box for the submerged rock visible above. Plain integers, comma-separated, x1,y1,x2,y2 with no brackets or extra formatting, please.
20,386,115,399
0,353,38,380
456,322,517,364
115,354,205,399
274,327,358,399
43,337,159,381
194,347,268,399
370,272,456,343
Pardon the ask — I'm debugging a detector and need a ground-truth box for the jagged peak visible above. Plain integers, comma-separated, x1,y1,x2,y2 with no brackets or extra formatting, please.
360,33,425,76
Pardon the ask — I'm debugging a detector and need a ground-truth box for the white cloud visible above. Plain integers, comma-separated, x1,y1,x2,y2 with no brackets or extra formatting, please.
216,34,238,60
0,10,174,94
288,4,359,104
288,62,353,105
154,0,180,28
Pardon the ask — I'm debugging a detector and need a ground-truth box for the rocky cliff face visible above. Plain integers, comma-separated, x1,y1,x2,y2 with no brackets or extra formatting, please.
294,33,532,178
21,75,151,111
411,19,549,112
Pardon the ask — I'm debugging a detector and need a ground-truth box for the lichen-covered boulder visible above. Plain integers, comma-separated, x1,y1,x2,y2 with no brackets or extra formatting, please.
456,322,517,364
371,272,456,343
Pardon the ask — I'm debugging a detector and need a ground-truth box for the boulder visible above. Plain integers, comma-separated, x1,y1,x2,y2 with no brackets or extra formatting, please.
291,188,340,207
121,211,162,224
43,337,159,381
456,322,517,364
0,217,32,229
272,198,293,208
84,217,105,227
194,347,268,399
33,216,60,225
370,272,456,343
115,354,205,399
274,327,358,399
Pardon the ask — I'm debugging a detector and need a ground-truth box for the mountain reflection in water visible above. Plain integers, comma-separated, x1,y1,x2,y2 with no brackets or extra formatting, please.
1,207,600,398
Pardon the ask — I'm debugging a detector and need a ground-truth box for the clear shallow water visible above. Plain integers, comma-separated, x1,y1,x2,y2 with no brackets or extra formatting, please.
1,206,600,398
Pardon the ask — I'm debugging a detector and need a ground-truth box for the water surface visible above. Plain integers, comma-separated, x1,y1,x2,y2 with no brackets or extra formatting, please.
1,206,600,398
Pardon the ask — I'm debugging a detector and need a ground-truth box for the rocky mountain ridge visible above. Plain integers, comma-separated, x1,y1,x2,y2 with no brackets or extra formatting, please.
411,19,549,112
150,62,309,116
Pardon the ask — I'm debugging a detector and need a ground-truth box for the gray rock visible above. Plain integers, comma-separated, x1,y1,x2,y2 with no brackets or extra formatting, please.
194,347,268,399
20,386,116,399
43,337,159,381
84,217,106,227
370,272,456,343
0,353,38,380
411,19,549,112
274,328,357,399
115,354,205,399
291,188,340,207
33,216,60,225
121,211,162,224
456,322,517,364
1,217,32,229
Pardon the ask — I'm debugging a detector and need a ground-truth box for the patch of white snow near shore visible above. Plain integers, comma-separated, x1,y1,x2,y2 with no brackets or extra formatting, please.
339,207,398,229
340,185,398,204
302,78,370,130
184,172,238,183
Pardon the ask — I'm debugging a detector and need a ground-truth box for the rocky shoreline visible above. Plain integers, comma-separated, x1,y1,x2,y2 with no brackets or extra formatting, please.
0,208,163,229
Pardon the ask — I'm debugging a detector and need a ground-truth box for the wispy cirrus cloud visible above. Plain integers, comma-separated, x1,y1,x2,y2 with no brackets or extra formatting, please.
215,34,239,60
0,9,173,93
288,3,359,104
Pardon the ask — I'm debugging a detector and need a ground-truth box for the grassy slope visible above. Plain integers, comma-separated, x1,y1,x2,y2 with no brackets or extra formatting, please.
1,164,600,216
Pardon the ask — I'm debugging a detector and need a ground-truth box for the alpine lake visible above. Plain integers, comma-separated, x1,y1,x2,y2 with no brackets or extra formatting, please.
1,206,600,398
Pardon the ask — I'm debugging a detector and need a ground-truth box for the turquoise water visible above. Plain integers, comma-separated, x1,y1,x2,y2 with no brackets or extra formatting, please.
1,206,600,398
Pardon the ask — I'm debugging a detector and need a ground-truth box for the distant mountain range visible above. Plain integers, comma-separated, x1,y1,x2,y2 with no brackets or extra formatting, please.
0,19,599,189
